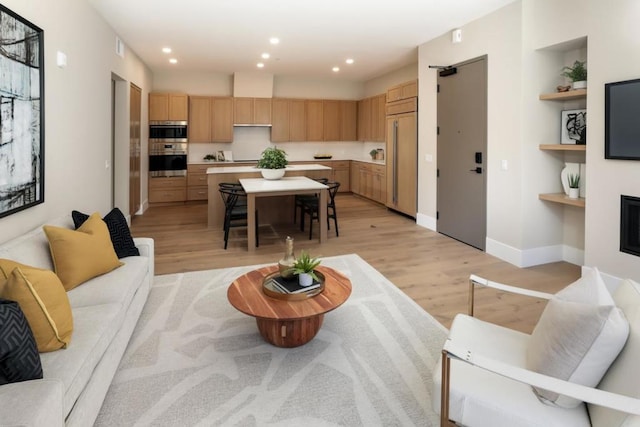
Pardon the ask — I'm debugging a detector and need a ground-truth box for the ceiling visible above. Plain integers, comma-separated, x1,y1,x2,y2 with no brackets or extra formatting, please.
89,0,516,82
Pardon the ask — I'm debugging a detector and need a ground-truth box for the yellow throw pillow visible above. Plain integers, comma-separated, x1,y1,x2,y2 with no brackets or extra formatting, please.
1,265,73,352
43,213,123,291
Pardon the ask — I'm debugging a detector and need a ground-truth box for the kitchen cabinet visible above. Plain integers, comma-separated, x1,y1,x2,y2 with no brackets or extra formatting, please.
188,96,233,142
323,100,341,141
306,99,324,141
234,97,272,125
270,98,290,142
386,109,417,217
386,80,418,103
350,161,385,203
212,97,234,142
357,94,385,142
148,176,187,203
149,93,188,121
289,99,306,141
340,101,357,141
186,164,210,201
290,160,350,192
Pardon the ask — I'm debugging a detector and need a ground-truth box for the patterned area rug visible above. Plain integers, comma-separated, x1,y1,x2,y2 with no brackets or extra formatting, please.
95,254,447,426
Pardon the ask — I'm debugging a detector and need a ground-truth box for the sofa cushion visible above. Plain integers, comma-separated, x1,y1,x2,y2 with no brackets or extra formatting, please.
588,279,640,427
0,298,43,384
527,268,629,408
43,213,123,291
72,208,140,259
0,261,73,352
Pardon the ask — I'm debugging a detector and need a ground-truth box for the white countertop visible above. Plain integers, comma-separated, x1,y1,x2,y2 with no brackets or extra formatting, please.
192,158,385,166
207,163,331,174
239,176,328,193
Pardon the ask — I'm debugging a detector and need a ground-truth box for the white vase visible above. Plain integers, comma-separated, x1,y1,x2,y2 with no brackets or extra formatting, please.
298,273,313,287
568,188,580,199
572,80,587,90
260,168,285,180
560,163,580,196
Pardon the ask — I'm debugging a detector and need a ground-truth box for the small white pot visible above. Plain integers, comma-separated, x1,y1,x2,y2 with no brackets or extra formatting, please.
568,187,580,199
298,273,313,287
572,80,587,90
260,168,286,180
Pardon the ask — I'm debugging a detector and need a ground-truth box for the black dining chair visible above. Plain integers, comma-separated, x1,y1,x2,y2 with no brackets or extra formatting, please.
294,177,329,228
218,183,258,249
300,181,340,240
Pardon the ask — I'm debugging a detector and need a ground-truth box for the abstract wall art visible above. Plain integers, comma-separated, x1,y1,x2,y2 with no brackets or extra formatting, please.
0,5,44,218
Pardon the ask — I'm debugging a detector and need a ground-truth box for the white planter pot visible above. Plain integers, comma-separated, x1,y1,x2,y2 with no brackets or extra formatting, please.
568,188,580,199
298,273,313,287
260,168,286,180
572,80,587,90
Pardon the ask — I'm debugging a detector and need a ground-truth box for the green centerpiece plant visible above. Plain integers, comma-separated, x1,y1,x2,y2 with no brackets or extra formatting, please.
257,147,288,169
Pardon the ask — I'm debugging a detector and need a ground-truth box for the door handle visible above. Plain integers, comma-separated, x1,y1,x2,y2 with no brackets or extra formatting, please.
469,167,482,174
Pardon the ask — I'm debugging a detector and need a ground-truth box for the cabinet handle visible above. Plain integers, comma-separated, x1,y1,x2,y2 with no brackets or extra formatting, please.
393,120,398,204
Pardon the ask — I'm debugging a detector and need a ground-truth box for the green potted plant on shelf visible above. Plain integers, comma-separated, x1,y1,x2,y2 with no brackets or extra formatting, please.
562,60,587,90
257,146,288,180
369,149,378,160
568,173,580,199
287,251,322,286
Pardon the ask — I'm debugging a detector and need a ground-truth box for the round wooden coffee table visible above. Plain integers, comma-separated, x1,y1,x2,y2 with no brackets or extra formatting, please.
227,265,352,348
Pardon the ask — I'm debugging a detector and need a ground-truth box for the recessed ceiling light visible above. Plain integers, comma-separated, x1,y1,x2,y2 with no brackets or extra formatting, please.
257,62,265,68
169,58,178,64
345,58,354,65
332,67,340,72
162,47,172,54
261,53,270,59
269,37,280,45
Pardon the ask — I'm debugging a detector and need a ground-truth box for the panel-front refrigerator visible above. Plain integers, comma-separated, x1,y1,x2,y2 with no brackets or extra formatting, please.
386,101,417,218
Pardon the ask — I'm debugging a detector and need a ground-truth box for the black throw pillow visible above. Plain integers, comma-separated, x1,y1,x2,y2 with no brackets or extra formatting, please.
72,208,140,258
0,298,43,385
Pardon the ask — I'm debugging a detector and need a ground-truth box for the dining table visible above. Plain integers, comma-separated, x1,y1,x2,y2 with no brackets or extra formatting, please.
239,176,328,251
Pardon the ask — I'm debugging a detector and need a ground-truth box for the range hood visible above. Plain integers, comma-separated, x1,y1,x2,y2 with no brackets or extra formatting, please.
233,72,274,126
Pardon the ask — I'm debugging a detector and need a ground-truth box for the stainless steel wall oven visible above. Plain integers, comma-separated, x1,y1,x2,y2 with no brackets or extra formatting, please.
149,142,187,177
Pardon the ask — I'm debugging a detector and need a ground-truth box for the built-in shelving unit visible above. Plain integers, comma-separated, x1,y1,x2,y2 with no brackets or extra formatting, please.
539,193,585,208
539,89,587,101
539,144,586,151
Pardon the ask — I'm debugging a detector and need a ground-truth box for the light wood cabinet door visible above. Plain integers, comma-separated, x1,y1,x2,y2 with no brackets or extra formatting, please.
149,93,169,121
270,98,289,142
189,96,212,142
401,80,418,99
350,162,361,194
289,99,306,141
234,97,253,124
340,101,357,141
333,163,350,192
323,100,341,141
371,96,381,141
212,97,234,142
169,94,188,120
148,176,187,203
358,98,371,141
375,94,386,142
254,98,272,124
306,100,323,141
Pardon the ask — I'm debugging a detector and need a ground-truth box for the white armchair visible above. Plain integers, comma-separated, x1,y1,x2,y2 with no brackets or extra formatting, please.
433,273,640,427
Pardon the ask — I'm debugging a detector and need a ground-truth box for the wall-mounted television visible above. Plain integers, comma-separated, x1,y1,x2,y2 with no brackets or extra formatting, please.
605,78,640,160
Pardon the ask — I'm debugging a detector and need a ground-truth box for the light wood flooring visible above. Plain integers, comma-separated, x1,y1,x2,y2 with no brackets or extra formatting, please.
130,194,580,333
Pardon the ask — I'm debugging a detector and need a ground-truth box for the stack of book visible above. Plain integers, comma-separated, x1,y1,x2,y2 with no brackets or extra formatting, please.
269,275,321,294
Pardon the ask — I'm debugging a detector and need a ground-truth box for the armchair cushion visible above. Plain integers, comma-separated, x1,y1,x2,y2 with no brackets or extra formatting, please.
526,268,629,408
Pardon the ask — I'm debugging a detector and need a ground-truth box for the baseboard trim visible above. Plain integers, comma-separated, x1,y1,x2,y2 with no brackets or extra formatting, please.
416,213,436,231
486,238,584,268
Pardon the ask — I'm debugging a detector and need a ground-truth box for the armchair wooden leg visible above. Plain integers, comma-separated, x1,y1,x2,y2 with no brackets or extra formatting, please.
441,350,451,427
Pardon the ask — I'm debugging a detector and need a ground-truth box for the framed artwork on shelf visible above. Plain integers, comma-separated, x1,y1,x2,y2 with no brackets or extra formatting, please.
561,109,587,145
0,5,45,218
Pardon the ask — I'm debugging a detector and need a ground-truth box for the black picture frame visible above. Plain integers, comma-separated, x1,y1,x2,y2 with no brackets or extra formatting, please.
0,5,45,218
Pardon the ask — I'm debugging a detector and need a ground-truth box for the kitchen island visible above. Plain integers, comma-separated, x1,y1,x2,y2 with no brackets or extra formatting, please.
207,164,332,232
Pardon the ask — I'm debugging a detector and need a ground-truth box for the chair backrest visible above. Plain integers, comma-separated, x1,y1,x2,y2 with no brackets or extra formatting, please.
218,185,244,210
327,182,340,206
589,278,640,427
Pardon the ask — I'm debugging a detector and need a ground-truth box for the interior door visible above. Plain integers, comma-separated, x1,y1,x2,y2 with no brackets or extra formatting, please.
129,84,141,217
437,57,487,250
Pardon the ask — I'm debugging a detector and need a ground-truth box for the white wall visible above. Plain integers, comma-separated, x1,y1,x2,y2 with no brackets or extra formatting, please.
0,0,152,244
363,63,419,97
584,0,640,279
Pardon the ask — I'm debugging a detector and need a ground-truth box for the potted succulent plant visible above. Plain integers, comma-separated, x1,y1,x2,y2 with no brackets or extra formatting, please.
287,251,321,287
257,146,288,180
568,173,580,199
562,60,587,90
369,149,378,160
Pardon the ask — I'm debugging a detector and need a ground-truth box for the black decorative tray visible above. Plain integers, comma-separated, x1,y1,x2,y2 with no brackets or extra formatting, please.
262,271,325,301
313,155,333,159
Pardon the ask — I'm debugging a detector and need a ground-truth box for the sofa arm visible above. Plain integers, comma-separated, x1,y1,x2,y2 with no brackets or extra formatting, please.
133,237,155,278
0,379,65,426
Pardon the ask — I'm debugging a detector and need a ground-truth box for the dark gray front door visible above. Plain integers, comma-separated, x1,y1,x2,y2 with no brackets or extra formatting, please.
437,57,487,250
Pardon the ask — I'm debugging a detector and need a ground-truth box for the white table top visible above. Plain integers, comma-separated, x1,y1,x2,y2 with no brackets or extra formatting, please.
239,176,328,194
207,163,331,174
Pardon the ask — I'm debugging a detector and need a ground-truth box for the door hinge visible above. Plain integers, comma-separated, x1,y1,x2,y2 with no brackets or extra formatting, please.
437,84,440,93
437,126,440,135
437,211,439,220
437,169,440,178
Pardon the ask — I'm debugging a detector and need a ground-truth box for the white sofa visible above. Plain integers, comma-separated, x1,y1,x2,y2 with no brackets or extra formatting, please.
0,216,154,426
